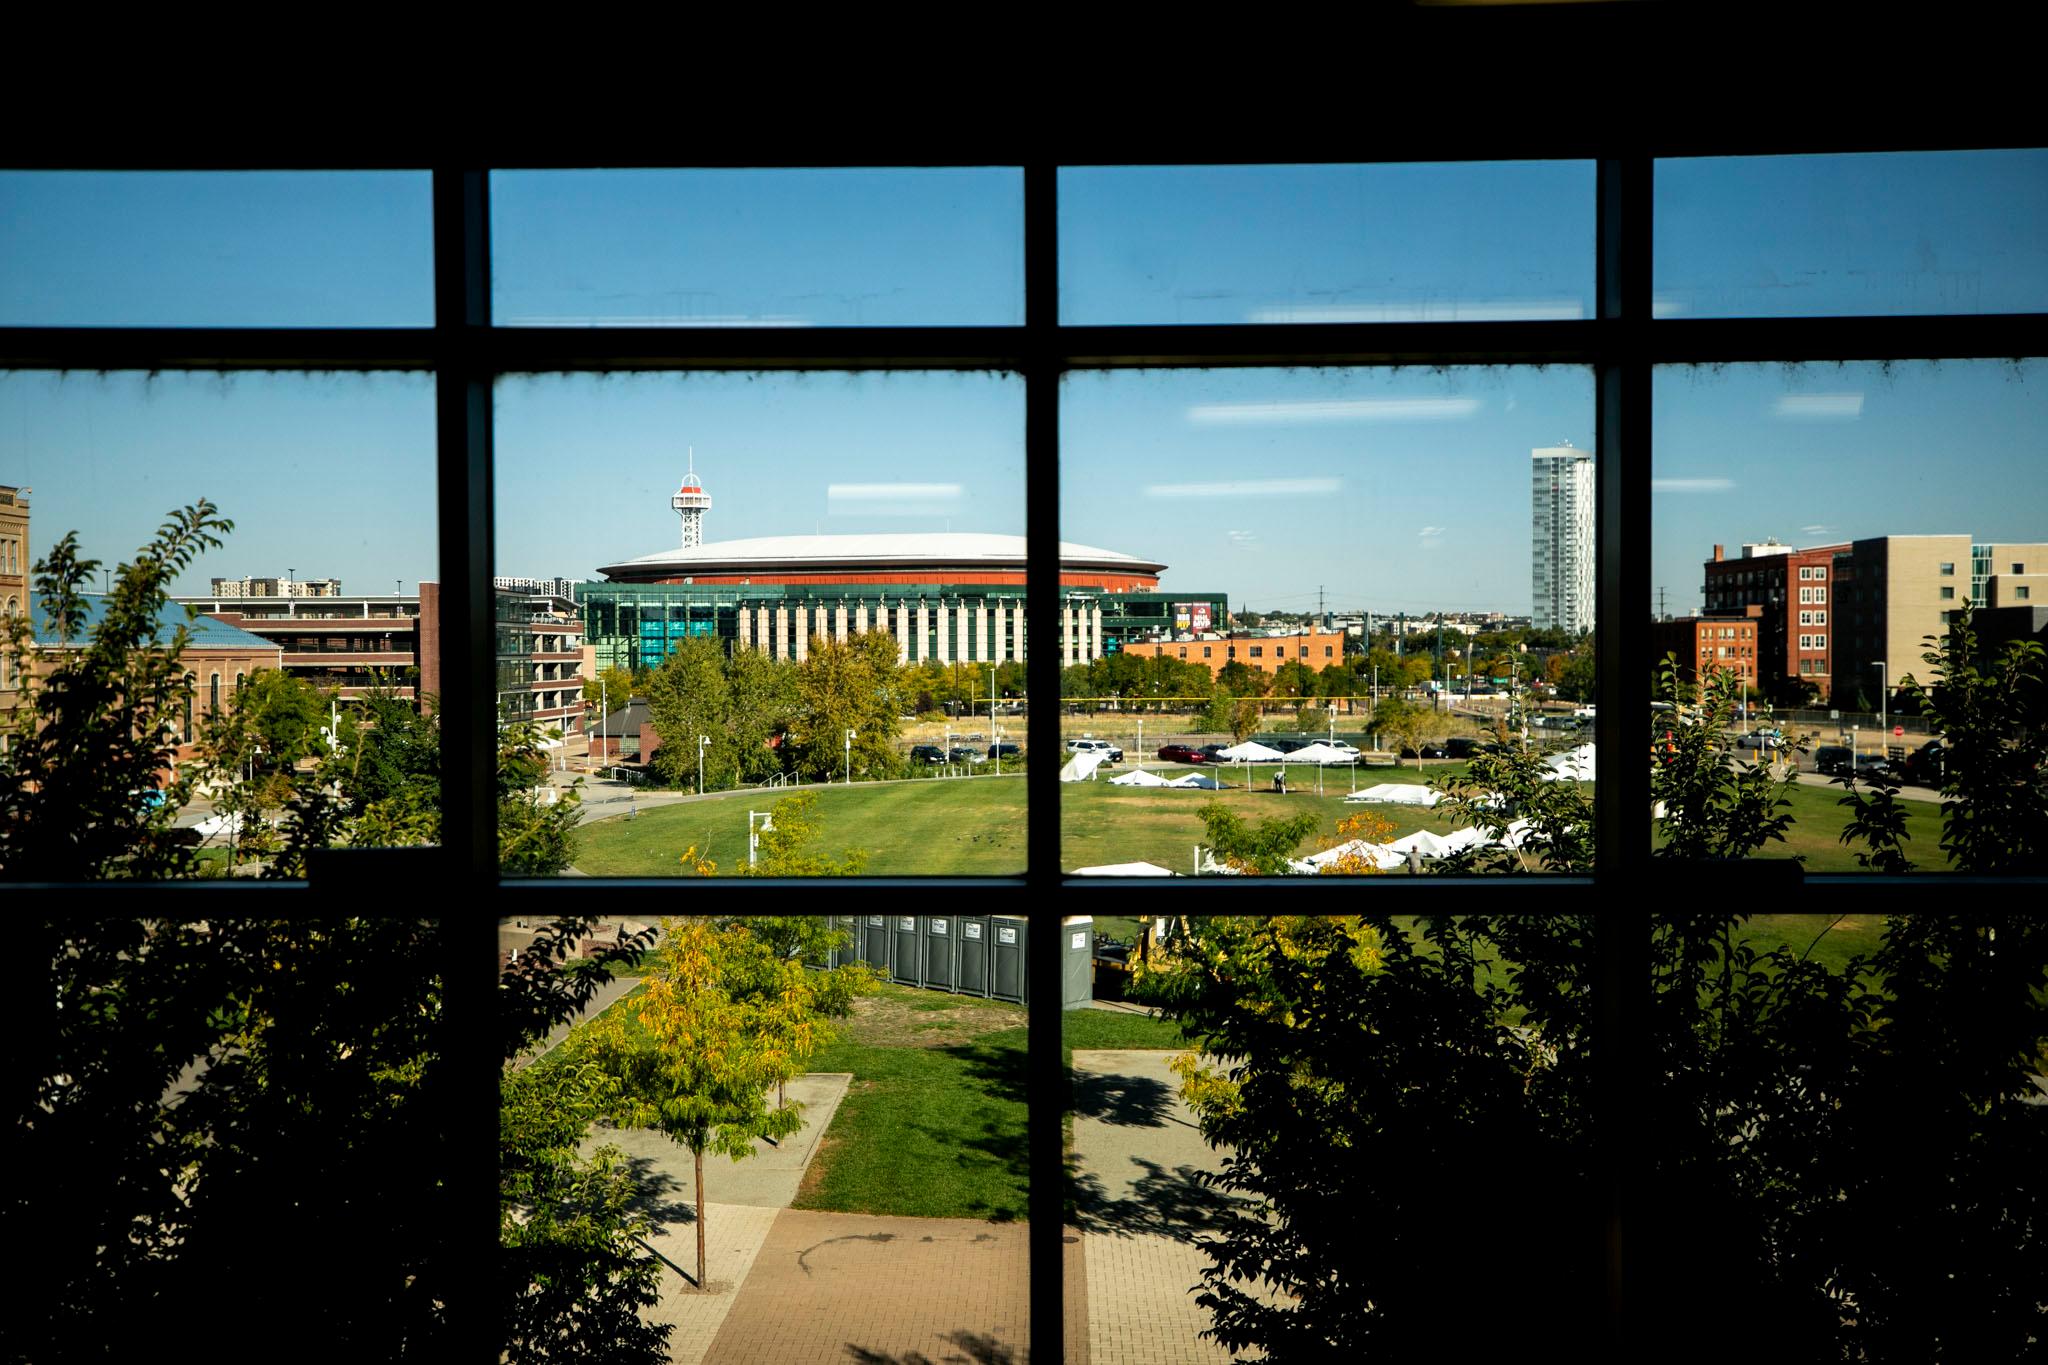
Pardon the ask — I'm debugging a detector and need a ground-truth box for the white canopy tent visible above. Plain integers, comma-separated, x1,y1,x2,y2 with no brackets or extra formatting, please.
1286,742,1352,765
1344,783,1442,807
1072,861,1180,876
1166,772,1230,789
1107,767,1174,787
1215,741,1287,762
1542,742,1597,782
1289,838,1407,873
1059,749,1110,783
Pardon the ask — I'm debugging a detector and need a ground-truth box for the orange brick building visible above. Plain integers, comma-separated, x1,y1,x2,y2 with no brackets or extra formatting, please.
1118,629,1347,678
1650,607,1762,687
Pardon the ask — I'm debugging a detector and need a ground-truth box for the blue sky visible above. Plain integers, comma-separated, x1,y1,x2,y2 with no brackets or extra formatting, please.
2,158,2041,614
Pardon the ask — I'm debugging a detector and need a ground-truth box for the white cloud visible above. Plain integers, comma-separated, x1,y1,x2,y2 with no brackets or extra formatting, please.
1246,299,1585,323
1652,478,1736,493
1187,398,1481,424
1226,529,1258,543
1146,477,1343,499
828,483,963,502
1772,393,1864,419
1800,524,1835,535
1418,526,1445,538
1651,296,1687,318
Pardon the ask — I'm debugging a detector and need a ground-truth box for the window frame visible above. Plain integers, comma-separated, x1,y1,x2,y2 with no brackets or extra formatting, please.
5,128,2044,1363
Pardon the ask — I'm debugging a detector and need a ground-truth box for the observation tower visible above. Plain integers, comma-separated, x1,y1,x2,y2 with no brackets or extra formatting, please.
670,449,713,549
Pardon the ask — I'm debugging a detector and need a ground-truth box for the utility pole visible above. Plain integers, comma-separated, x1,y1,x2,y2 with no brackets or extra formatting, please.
1657,586,1667,620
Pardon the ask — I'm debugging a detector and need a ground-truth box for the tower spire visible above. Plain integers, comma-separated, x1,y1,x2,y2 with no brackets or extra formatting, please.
671,448,712,549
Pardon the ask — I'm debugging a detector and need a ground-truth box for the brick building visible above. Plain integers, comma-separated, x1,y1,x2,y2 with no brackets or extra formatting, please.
1651,606,1762,689
1117,628,1348,679
1701,540,1848,701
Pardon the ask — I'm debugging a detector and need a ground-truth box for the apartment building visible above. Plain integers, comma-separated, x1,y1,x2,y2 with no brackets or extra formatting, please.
179,586,431,706
1702,540,1850,701
1650,605,1762,689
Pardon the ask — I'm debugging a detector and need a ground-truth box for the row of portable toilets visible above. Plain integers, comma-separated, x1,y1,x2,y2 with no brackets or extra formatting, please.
816,914,1096,1009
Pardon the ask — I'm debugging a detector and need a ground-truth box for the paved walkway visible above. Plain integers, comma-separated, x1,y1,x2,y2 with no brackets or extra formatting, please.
1068,1050,1261,1365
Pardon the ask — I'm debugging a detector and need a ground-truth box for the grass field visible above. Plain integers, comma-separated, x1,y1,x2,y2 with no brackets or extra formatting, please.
569,764,1951,876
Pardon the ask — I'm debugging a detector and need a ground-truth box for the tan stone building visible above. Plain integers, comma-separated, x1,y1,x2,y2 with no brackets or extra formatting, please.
1835,536,2048,707
1119,628,1348,679
1,486,28,708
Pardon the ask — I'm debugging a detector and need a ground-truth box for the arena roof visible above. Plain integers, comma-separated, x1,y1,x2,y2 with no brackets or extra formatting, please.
598,532,1165,581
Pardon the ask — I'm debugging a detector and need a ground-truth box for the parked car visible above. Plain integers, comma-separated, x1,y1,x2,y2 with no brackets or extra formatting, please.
1266,737,1310,753
1853,752,1894,777
1814,746,1854,776
1445,736,1482,759
1901,739,1946,786
1400,743,1450,759
909,744,946,764
1325,740,1361,758
1067,737,1124,762
1198,744,1231,762
1734,730,1783,751
1158,743,1207,764
949,746,985,764
987,742,1022,760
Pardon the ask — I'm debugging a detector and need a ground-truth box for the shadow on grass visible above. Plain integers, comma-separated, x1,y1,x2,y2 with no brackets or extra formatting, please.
1065,1154,1249,1239
844,1331,1020,1364
927,1039,1029,1223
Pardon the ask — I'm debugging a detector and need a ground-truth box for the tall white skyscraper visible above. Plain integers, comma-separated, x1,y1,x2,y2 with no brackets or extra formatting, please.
1531,444,1595,633
670,448,712,549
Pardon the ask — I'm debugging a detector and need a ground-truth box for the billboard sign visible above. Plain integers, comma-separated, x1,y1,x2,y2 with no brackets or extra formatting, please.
1180,602,1214,633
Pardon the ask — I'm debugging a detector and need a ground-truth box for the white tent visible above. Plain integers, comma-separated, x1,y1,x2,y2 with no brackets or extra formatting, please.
1108,767,1174,787
1073,861,1179,876
1387,829,1453,858
1287,742,1354,765
1166,772,1229,789
1542,742,1597,782
1059,749,1110,783
1344,783,1442,807
1291,838,1406,872
1215,741,1287,762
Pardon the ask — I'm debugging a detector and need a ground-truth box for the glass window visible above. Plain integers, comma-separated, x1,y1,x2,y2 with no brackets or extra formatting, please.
0,171,434,326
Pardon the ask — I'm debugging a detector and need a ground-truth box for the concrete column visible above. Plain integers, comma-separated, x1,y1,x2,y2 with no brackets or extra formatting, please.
855,601,870,637
835,602,849,642
957,603,971,665
915,601,929,663
993,603,1007,661
1015,603,1026,663
795,603,809,662
1092,604,1104,663
738,603,753,651
1062,603,1075,667
974,603,987,664
936,600,951,665
773,606,788,660
895,601,909,665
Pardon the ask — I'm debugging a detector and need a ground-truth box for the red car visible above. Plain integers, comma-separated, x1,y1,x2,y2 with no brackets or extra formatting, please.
1157,744,1208,764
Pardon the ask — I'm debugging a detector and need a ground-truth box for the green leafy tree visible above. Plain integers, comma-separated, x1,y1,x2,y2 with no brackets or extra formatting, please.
579,918,807,1289
644,635,731,790
792,632,905,781
724,644,797,783
1371,695,1449,772
1649,657,1798,861
1269,659,1319,699
1432,731,1594,873
743,791,870,877
583,663,635,712
1197,686,1235,734
1229,696,1262,745
1,501,232,880
1553,642,1597,702
501,917,668,1364
1195,800,1320,874
1216,660,1272,698
721,916,880,1108
499,716,584,877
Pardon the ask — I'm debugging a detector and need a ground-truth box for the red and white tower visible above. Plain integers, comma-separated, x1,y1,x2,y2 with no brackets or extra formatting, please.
670,448,712,549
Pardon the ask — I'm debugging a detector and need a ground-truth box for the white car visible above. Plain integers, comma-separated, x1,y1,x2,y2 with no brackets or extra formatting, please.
1067,737,1124,763
1325,740,1361,758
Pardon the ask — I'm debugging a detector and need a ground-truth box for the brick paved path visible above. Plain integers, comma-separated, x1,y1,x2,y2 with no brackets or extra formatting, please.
1068,1050,1258,1365
704,1209,1029,1364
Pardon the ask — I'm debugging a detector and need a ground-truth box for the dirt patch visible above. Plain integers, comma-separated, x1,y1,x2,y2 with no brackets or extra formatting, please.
842,986,1027,1049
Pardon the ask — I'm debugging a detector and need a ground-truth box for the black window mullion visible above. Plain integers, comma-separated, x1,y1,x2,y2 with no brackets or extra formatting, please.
1021,159,1066,1365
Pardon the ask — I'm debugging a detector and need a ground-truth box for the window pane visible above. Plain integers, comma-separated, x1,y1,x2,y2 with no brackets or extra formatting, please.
1060,365,1597,876
1059,162,1596,325
508,914,1031,1360
1652,358,2048,872
494,370,1027,876
490,168,1023,327
0,370,439,881
1654,149,2048,318
0,171,434,327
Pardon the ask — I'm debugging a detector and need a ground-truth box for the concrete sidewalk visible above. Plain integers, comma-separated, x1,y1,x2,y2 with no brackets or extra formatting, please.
580,1073,853,1210
1069,1049,1256,1365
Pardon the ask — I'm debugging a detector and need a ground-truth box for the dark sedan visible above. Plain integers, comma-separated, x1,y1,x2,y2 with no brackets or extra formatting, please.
1158,744,1207,764
909,744,946,764
1198,744,1231,762
988,742,1021,760
1400,743,1450,759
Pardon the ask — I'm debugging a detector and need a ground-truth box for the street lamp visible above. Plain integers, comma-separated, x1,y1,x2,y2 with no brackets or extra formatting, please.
1874,661,1888,739
748,809,775,867
845,728,855,785
697,734,710,796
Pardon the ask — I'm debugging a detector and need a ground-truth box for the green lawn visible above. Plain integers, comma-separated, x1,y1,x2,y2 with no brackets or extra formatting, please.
570,763,1950,877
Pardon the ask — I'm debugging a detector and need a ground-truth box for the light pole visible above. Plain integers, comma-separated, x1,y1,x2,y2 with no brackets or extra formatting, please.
598,673,607,774
748,809,775,867
845,728,855,785
1875,661,1888,739
697,734,709,796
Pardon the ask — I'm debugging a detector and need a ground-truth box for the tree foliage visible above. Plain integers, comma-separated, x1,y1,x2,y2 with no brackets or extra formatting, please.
792,632,906,781
0,501,231,880
1196,800,1320,874
502,917,669,1364
20,918,454,1358
1649,657,1799,861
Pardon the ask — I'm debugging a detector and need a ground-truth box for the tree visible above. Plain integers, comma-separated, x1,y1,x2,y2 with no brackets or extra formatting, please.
1217,660,1273,697
644,635,731,789
583,663,635,712
21,918,457,1358
579,918,807,1289
722,916,880,1108
1195,800,1319,874
1197,686,1236,734
1432,729,1595,873
744,791,870,877
499,716,584,877
1371,695,1449,772
793,632,905,781
1648,657,1798,861
1553,642,1597,702
1229,696,1262,745
1,501,232,880
1269,659,1319,699
723,644,797,784
501,917,669,1364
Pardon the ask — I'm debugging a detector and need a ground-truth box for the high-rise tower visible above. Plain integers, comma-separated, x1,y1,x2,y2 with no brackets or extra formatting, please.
1531,444,1595,634
671,449,712,549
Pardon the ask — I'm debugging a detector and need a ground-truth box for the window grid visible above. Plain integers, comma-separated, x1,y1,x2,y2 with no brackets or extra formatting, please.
3,152,2042,1364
